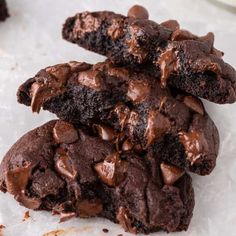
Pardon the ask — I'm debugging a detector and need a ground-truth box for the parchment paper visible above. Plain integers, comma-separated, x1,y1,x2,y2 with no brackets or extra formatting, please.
0,0,236,235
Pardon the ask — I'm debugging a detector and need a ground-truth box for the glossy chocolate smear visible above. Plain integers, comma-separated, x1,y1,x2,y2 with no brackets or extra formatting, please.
55,148,77,180
145,110,171,147
157,49,178,88
179,130,209,165
77,70,104,91
30,64,72,113
53,120,78,144
93,124,117,141
77,199,103,218
127,80,150,103
183,96,204,115
127,5,149,19
94,153,128,186
160,163,185,185
116,207,137,234
5,163,41,209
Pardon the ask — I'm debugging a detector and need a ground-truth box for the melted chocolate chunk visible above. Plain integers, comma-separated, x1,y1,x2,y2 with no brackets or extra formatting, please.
94,153,127,186
157,49,178,88
179,130,209,165
93,124,117,141
77,70,104,91
127,80,150,103
160,163,185,185
53,120,78,144
55,148,77,179
145,110,170,147
183,96,204,115
5,163,41,209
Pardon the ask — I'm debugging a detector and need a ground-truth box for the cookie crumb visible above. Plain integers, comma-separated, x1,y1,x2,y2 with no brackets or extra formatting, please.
102,228,109,233
23,211,30,221
117,234,123,236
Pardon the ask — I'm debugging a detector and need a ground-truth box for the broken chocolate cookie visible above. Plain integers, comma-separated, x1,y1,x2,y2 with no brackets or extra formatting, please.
17,60,219,175
62,7,236,104
0,120,194,234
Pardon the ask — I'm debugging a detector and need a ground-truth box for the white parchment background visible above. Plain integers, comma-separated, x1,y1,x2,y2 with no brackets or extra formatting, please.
0,0,236,235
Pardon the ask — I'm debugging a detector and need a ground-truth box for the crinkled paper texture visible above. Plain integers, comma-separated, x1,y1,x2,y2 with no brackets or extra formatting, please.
0,0,236,235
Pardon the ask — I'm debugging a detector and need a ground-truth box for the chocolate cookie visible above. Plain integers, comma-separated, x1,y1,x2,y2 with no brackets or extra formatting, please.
17,61,219,175
0,0,9,21
0,120,194,234
62,6,236,104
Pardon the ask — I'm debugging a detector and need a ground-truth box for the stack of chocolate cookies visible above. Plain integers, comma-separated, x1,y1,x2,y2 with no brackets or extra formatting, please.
0,5,235,234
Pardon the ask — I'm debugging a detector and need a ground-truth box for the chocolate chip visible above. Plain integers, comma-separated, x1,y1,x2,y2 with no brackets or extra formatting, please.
77,199,103,218
171,29,197,41
46,64,71,82
160,20,180,31
94,153,128,186
93,124,117,141
116,207,137,234
183,96,204,115
30,82,51,113
127,5,149,19
77,70,104,91
111,104,130,130
160,163,185,185
122,139,134,151
127,80,150,103
145,110,170,148
53,120,78,144
157,49,178,88
179,130,209,165
200,32,214,49
55,148,77,180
